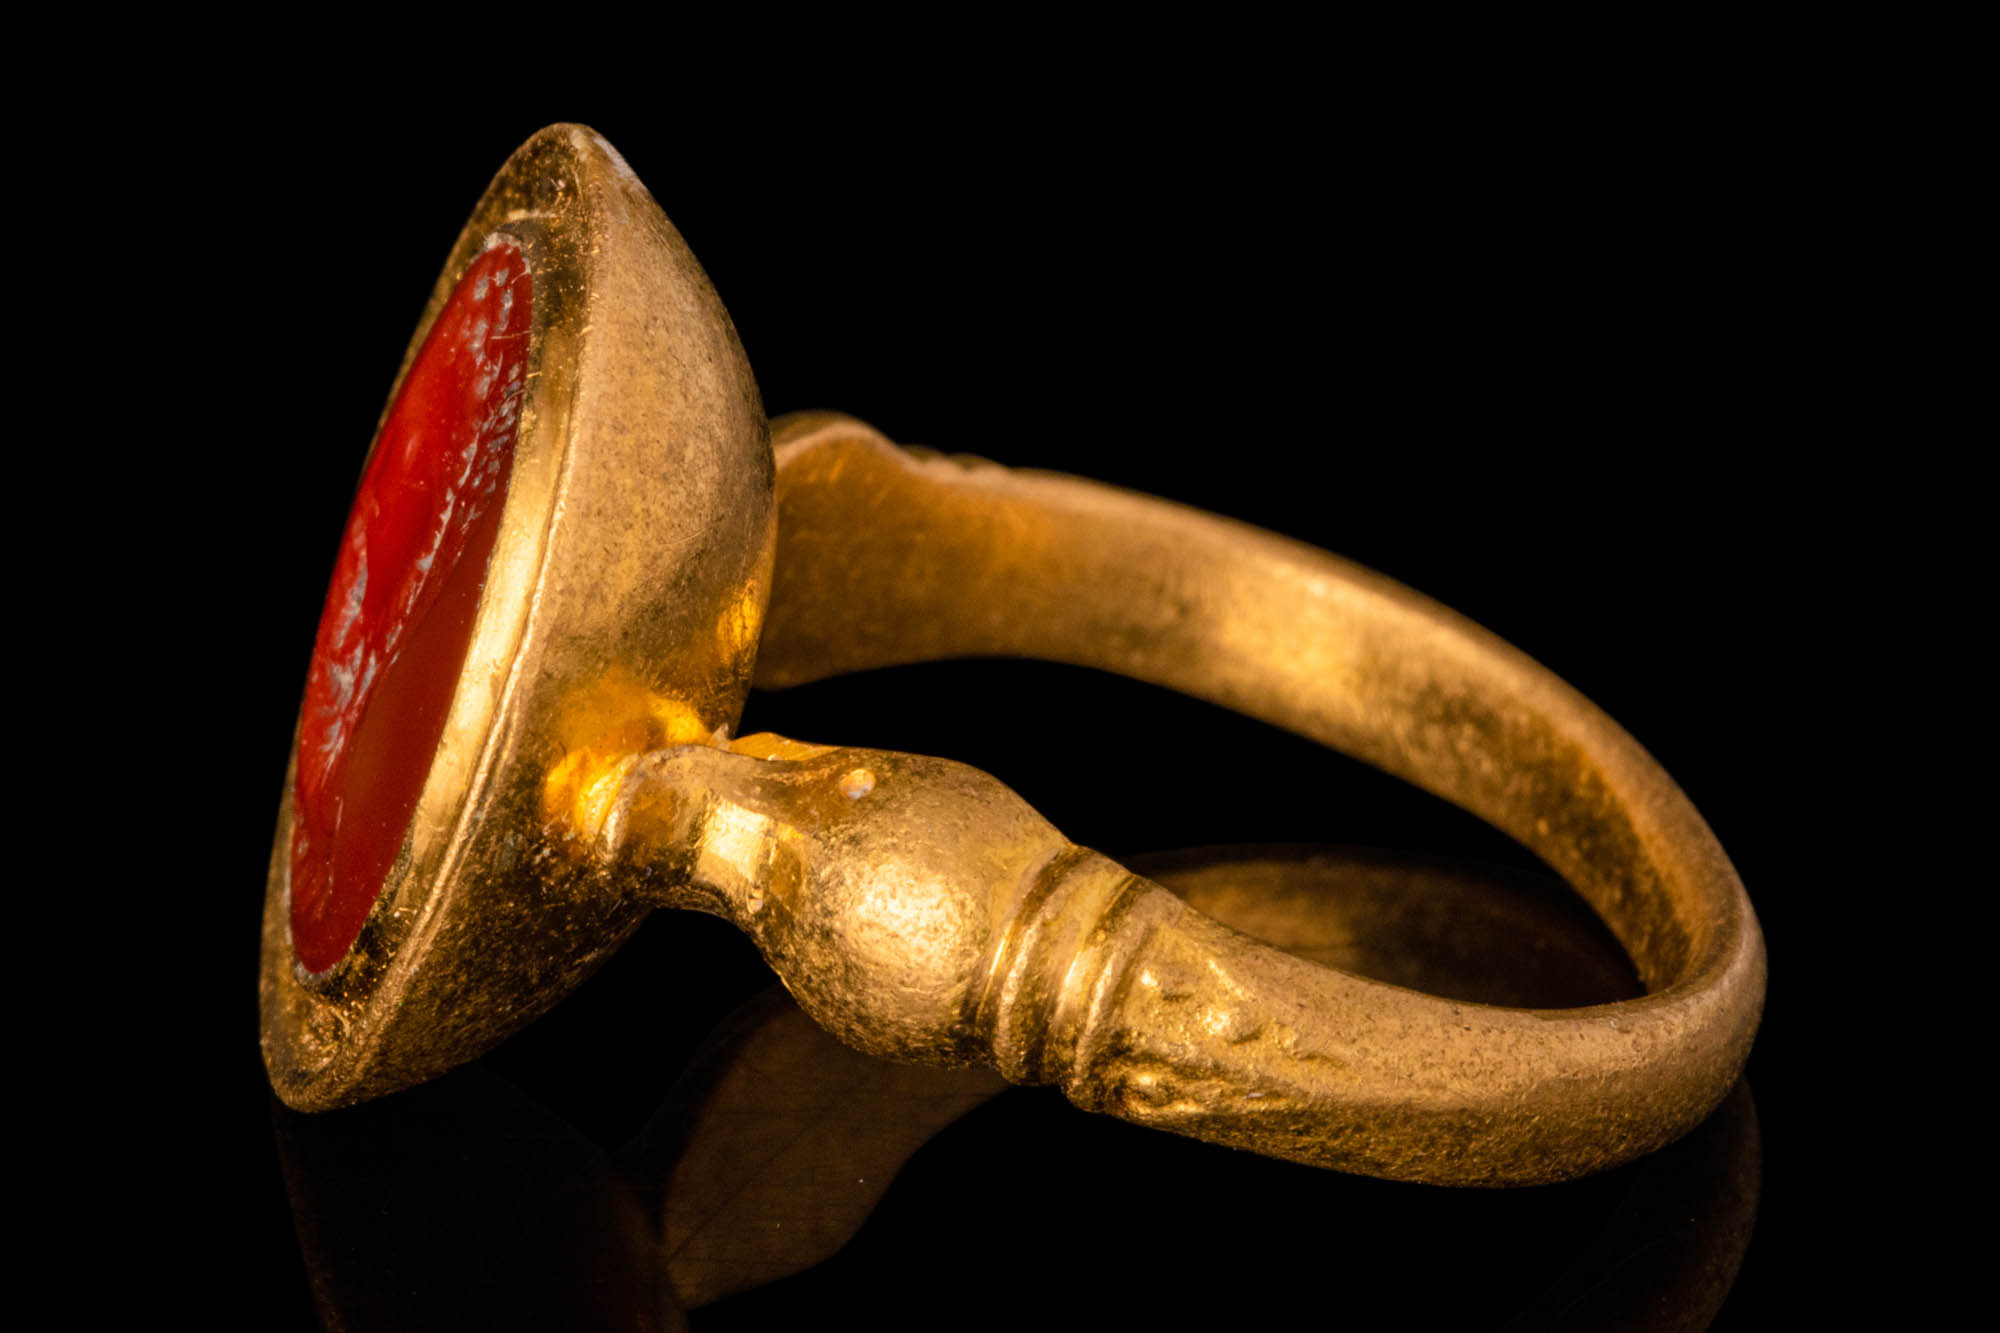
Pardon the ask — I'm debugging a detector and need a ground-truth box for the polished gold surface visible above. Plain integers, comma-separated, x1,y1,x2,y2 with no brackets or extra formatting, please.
262,123,1764,1187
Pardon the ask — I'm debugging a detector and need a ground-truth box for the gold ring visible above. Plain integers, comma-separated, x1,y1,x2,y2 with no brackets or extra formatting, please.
259,123,1765,1186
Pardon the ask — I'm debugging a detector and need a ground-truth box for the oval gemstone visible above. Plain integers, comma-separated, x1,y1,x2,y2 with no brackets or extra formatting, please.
290,240,532,973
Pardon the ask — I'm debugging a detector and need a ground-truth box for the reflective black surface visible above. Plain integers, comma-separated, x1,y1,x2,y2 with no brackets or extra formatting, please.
269,844,1761,1330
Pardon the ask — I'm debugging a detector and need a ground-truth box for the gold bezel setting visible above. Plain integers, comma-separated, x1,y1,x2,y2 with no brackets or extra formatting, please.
261,125,773,1109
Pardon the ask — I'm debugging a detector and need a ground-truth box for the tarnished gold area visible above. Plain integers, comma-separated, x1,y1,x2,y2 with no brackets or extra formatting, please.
262,124,1763,1186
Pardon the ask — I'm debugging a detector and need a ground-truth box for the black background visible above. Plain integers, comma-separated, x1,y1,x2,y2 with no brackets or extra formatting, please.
106,78,1860,1328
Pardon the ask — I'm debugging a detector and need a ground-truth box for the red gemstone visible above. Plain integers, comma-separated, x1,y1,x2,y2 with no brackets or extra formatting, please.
290,240,532,973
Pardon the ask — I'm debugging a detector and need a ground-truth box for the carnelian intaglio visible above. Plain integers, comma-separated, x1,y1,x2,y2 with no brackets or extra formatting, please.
290,240,532,973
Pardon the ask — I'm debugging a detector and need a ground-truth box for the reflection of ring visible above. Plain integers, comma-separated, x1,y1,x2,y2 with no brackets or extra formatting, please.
259,123,1765,1186
277,847,1759,1330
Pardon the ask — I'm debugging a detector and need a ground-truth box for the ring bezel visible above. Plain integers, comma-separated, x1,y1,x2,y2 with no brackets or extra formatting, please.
261,125,774,1109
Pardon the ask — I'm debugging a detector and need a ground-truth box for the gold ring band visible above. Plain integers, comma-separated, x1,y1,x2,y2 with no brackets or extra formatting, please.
744,412,1764,1183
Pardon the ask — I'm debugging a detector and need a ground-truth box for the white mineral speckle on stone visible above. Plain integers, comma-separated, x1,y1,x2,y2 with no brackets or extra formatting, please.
331,550,367,640
325,656,357,711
